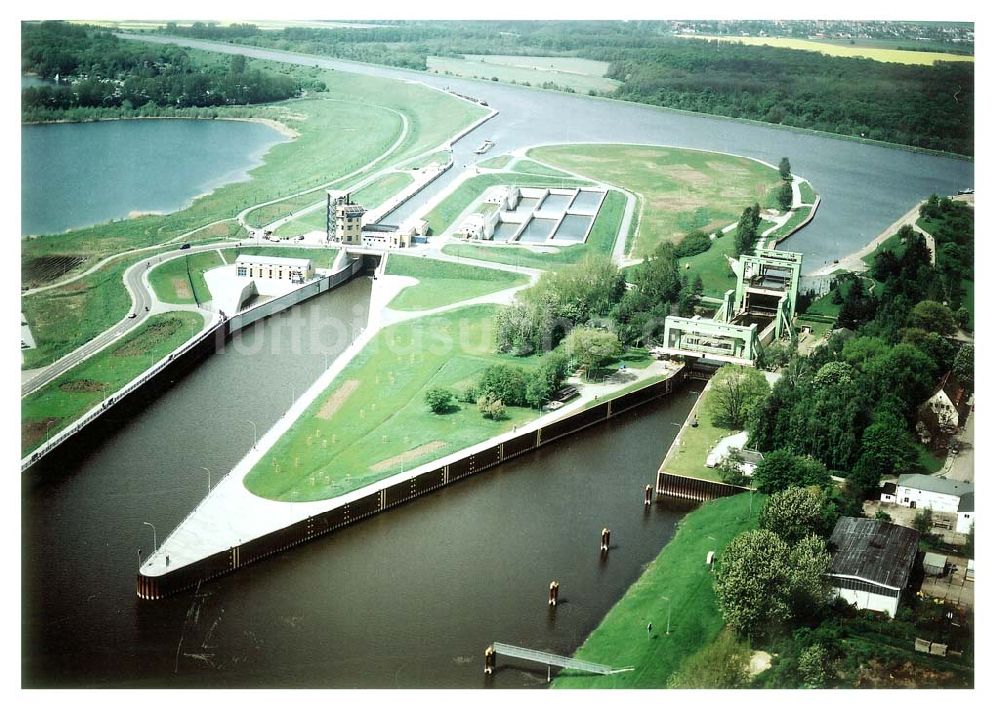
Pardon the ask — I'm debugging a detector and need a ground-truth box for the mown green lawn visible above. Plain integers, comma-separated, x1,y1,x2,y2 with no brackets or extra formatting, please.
674,231,739,299
509,159,574,177
551,493,761,688
528,144,783,258
243,304,550,502
384,255,528,311
658,387,736,484
424,172,590,235
798,180,817,205
148,251,223,305
440,188,627,270
478,154,512,169
21,311,206,456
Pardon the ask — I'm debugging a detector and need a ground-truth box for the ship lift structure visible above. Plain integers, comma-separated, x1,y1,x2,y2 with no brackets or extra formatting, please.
660,248,802,367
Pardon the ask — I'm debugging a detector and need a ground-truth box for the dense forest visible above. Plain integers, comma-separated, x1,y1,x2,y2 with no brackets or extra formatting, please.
21,22,320,121
155,20,974,155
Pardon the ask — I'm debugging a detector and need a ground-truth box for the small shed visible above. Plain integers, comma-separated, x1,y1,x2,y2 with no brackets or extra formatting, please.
923,552,948,577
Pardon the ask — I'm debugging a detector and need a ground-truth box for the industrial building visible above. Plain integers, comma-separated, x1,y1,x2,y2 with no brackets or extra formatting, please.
827,517,919,618
235,254,314,284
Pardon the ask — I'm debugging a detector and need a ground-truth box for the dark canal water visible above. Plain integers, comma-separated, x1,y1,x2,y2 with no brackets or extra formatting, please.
21,119,286,236
21,274,701,688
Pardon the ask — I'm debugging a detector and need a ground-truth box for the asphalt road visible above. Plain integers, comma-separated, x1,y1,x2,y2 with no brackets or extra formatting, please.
21,242,221,397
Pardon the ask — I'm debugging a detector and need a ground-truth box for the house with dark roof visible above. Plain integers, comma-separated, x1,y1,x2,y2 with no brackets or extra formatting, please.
916,371,971,449
827,517,920,618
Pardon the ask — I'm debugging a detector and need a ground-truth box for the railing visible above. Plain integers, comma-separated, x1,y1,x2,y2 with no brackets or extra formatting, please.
491,642,633,676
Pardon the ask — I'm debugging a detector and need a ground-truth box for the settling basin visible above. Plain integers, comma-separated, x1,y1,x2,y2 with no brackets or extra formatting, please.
22,271,703,687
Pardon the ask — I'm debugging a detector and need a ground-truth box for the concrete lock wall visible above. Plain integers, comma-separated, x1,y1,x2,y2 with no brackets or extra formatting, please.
136,372,685,600
26,258,363,474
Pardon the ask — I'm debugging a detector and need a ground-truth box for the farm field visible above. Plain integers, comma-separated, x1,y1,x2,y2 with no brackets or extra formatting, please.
441,188,627,270
551,493,760,688
384,254,528,311
427,54,621,94
243,304,549,502
149,251,224,305
528,144,783,258
679,35,974,65
21,311,206,456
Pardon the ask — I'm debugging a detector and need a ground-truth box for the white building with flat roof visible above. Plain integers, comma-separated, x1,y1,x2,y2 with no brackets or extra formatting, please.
235,255,314,284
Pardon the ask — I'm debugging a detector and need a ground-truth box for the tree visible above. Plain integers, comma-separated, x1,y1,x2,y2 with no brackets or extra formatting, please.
797,644,829,688
715,529,792,638
718,449,750,487
565,326,622,380
525,351,570,408
759,487,831,544
477,393,506,420
849,418,918,492
914,508,933,537
779,157,792,180
754,450,831,494
953,343,973,390
777,181,793,212
476,364,528,407
909,300,956,335
707,365,770,429
424,387,454,414
787,534,832,620
734,205,759,256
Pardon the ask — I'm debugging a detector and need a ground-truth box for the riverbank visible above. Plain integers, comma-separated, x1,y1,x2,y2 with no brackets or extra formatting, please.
551,492,760,688
21,113,300,139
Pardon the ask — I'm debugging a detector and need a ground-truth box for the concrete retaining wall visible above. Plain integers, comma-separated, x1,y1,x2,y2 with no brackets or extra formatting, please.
24,258,363,473
137,371,684,600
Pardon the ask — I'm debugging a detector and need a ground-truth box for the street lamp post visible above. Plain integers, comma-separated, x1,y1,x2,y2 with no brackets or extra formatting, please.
142,521,157,554
201,467,211,495
248,419,257,449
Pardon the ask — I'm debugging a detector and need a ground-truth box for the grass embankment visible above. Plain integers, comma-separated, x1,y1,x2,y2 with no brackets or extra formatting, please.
677,232,739,298
528,144,783,258
21,311,206,456
384,255,528,311
510,159,575,178
243,304,550,502
441,189,627,270
273,172,416,237
551,492,760,688
478,154,512,169
659,386,737,484
22,59,487,366
219,246,340,270
426,54,620,94
402,150,451,170
21,243,195,370
424,172,591,235
798,180,817,205
678,35,974,66
149,251,224,305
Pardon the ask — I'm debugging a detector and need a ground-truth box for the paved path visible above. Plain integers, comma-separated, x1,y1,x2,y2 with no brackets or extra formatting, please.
21,243,221,396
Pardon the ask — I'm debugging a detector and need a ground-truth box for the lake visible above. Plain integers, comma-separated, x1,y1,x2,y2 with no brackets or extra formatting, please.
21,119,287,236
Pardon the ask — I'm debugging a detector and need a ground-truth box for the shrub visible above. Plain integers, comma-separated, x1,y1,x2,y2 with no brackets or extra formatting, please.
477,393,506,420
674,230,712,258
424,387,455,414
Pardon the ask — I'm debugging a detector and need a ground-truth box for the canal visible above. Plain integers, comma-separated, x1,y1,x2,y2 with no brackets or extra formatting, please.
22,272,702,688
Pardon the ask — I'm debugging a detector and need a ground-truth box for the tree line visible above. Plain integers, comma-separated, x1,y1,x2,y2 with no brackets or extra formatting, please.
22,22,316,118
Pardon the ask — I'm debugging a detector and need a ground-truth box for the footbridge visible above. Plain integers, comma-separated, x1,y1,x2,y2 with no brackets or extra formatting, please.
489,642,634,677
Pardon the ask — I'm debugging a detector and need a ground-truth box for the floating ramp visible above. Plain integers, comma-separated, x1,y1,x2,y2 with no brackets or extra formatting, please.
492,642,634,676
